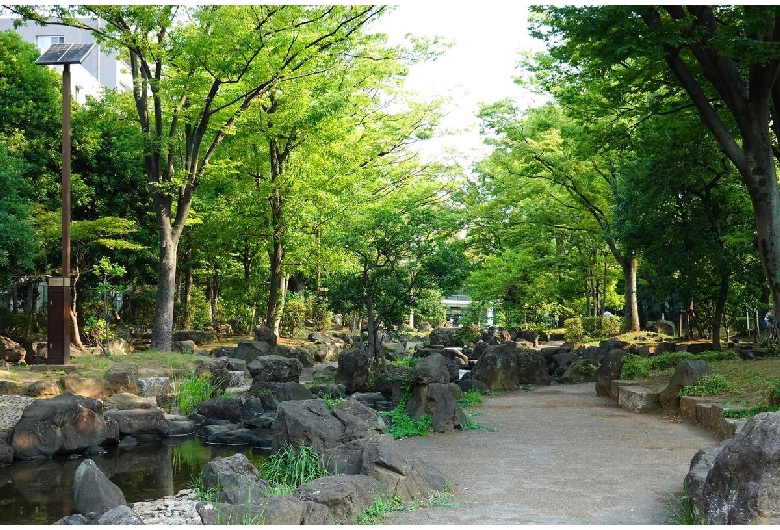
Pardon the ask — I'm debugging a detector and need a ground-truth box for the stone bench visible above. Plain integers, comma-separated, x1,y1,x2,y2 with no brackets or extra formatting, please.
617,385,660,413
679,395,746,440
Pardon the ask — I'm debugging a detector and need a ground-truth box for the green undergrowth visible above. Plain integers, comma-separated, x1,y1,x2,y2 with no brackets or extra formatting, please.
620,350,739,380
457,388,483,408
678,374,732,397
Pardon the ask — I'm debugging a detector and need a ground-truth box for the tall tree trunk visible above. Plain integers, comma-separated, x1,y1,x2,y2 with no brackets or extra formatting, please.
69,267,84,349
263,137,289,334
151,229,179,352
711,273,728,351
620,254,640,331
265,236,284,331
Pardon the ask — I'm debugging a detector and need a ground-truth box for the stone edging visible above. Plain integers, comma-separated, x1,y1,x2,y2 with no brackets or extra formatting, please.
608,380,745,440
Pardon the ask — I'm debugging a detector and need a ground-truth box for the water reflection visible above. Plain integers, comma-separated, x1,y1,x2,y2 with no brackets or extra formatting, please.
0,436,269,525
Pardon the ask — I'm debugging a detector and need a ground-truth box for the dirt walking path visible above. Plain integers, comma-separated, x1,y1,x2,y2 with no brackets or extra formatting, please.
387,383,719,525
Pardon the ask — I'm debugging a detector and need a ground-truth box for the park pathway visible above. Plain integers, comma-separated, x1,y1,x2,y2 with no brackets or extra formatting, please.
386,382,719,525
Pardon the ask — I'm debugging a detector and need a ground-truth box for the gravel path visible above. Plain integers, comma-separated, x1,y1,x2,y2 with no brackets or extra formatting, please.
386,383,719,525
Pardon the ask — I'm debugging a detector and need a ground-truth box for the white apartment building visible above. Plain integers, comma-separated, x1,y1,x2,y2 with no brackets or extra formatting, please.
0,17,131,102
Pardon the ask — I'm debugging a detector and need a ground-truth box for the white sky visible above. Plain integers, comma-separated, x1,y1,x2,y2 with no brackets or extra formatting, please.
370,3,546,170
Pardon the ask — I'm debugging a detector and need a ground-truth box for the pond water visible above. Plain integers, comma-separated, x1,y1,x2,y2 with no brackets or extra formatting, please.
0,436,269,525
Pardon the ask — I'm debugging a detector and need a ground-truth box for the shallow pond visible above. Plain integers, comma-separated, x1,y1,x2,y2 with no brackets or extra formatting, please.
0,436,269,525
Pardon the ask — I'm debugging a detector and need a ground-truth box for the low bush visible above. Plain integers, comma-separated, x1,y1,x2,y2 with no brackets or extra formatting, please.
678,374,732,397
564,317,585,342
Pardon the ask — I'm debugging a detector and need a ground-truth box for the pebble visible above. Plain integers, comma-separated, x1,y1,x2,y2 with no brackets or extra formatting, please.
130,489,203,525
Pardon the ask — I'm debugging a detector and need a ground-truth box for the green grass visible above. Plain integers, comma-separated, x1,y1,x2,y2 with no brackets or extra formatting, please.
357,495,410,524
260,444,330,490
460,412,496,432
632,356,780,410
356,490,458,524
620,350,740,380
457,388,483,408
380,405,433,439
678,374,732,397
318,392,345,410
666,482,705,525
175,373,223,415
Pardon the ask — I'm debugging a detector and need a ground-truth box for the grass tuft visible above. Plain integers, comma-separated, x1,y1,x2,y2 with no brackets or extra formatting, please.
260,444,329,490
666,482,705,525
176,373,222,415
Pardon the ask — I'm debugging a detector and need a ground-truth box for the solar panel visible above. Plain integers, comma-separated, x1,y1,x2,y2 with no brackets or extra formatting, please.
36,43,96,65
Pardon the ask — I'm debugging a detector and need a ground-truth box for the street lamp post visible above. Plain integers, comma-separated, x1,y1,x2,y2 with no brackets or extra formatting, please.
36,43,96,365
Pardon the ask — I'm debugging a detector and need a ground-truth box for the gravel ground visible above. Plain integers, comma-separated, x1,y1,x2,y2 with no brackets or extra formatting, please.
385,383,719,525
0,394,35,434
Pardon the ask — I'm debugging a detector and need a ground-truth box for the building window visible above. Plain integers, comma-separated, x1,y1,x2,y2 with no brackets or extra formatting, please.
36,35,64,52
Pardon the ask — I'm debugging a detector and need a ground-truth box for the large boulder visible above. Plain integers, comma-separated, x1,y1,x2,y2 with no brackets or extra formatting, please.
254,325,278,347
59,375,114,399
103,408,169,438
272,398,385,453
557,359,600,384
473,342,551,390
428,327,462,347
248,381,313,405
172,330,216,345
247,355,303,383
0,439,13,465
201,453,270,505
235,341,274,364
686,411,780,524
412,353,453,385
104,364,139,394
295,474,380,524
196,396,243,423
72,459,127,516
325,435,448,500
405,382,466,433
276,344,316,368
594,348,626,397
11,392,119,459
659,360,711,410
336,346,371,394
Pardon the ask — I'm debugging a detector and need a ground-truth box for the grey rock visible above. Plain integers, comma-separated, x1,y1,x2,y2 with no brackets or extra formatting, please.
201,453,270,504
11,392,119,459
405,382,466,433
473,342,551,390
412,353,453,385
296,474,381,524
692,411,780,524
254,325,277,346
336,346,371,394
97,504,144,525
660,360,711,410
103,408,169,437
247,355,302,383
72,459,127,516
104,364,139,395
595,349,626,397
